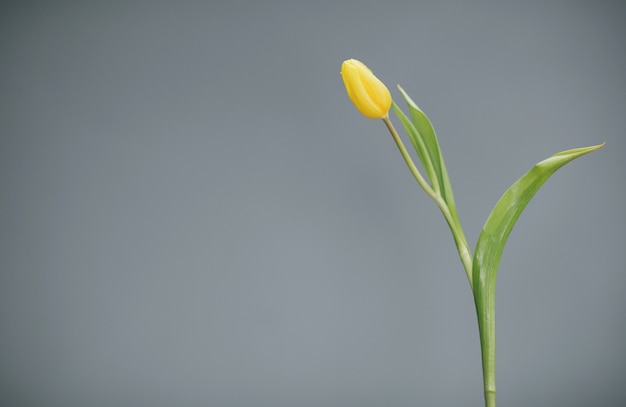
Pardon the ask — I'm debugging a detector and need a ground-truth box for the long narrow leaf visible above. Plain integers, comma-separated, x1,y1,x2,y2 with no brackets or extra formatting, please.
473,143,605,297
396,87,463,232
472,143,605,404
391,101,439,192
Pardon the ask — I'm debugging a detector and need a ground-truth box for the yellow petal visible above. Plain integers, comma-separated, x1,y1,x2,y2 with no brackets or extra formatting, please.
341,59,391,119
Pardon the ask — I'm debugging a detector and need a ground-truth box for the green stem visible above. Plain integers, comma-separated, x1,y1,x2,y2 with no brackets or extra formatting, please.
475,293,496,407
383,116,493,406
382,117,473,288
383,117,437,199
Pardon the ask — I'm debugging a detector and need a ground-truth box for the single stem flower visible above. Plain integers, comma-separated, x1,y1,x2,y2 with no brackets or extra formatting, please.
339,58,604,407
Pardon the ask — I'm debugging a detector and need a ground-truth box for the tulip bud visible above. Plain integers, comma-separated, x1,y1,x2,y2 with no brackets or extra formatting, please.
341,59,392,119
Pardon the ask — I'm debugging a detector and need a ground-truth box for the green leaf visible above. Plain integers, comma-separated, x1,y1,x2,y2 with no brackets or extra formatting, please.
392,88,474,282
473,143,605,297
393,88,471,279
391,100,439,193
396,86,462,231
472,143,605,402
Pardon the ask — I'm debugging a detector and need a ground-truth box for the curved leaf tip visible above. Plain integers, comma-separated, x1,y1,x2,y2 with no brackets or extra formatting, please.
474,142,605,291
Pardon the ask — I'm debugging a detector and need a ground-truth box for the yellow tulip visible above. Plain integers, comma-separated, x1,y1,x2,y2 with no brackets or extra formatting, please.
341,59,392,119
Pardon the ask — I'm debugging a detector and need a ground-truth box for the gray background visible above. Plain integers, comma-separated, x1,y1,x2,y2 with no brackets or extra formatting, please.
1,1,624,406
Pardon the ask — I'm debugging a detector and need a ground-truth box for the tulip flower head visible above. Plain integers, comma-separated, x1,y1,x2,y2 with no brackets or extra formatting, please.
341,59,392,119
